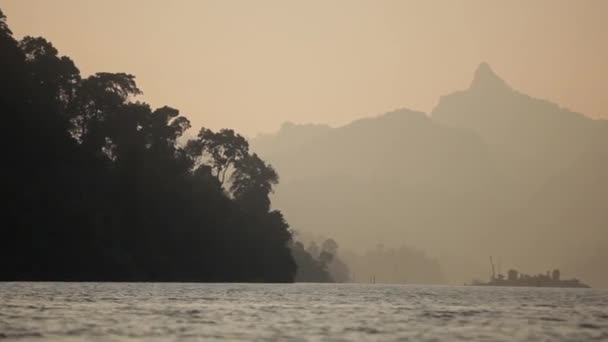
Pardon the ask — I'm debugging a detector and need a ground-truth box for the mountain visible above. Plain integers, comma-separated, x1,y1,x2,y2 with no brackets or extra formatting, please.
433,62,605,197
252,63,608,287
254,109,493,187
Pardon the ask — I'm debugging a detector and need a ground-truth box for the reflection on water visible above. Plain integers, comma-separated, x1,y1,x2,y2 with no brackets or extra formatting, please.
1,283,607,341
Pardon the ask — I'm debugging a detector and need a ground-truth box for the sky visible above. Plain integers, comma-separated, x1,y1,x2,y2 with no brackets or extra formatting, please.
1,0,606,136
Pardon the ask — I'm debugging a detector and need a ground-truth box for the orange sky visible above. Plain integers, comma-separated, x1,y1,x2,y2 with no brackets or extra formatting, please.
1,0,606,135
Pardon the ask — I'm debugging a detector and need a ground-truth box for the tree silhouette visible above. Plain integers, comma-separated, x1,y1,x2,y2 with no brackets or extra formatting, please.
186,128,249,186
0,8,297,282
231,153,279,213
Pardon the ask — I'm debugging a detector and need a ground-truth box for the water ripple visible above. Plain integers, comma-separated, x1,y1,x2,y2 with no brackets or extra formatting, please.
0,283,606,341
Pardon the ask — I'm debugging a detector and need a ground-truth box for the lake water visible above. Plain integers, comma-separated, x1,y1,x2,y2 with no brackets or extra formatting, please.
1,283,607,341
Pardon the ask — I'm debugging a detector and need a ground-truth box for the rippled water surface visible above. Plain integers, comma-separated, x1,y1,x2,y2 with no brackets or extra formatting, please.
1,283,607,341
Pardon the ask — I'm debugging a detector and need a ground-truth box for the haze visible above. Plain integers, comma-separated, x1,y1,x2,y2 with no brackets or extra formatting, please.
2,0,606,288
2,0,607,136
2,2,608,340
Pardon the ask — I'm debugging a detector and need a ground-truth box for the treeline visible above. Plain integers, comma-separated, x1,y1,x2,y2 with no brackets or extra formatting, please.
0,9,301,282
291,237,351,282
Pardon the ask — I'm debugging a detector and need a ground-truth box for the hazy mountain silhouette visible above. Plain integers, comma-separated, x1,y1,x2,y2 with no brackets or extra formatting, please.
433,62,605,197
252,63,608,287
432,63,608,285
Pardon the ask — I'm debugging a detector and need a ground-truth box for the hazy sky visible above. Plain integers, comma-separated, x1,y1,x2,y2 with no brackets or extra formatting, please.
2,0,606,135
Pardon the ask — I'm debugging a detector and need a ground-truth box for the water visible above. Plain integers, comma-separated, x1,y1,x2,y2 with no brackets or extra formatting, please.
1,283,607,341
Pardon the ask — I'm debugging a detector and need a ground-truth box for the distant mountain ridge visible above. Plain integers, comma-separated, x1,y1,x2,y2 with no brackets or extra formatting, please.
433,63,603,173
252,63,608,287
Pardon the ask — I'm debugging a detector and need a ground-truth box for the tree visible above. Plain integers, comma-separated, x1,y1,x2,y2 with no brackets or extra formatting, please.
186,128,249,186
69,72,141,151
290,241,332,282
230,153,279,212
19,36,81,105
321,238,338,255
0,9,8,34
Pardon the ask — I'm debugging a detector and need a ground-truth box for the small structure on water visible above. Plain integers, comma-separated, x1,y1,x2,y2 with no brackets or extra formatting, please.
469,257,590,288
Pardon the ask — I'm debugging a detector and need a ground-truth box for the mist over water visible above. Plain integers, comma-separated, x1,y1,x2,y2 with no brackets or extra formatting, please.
2,283,607,341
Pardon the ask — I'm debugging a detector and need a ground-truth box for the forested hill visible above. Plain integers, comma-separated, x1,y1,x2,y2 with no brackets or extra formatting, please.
0,8,299,282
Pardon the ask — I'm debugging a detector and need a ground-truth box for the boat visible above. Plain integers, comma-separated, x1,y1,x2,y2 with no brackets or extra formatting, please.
468,257,590,288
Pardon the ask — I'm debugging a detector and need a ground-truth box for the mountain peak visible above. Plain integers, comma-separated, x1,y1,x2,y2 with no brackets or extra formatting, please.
470,62,509,91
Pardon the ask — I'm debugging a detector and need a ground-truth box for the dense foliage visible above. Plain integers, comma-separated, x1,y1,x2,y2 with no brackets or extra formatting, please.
0,9,297,282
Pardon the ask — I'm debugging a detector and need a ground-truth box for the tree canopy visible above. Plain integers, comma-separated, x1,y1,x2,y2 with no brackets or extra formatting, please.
0,8,298,282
